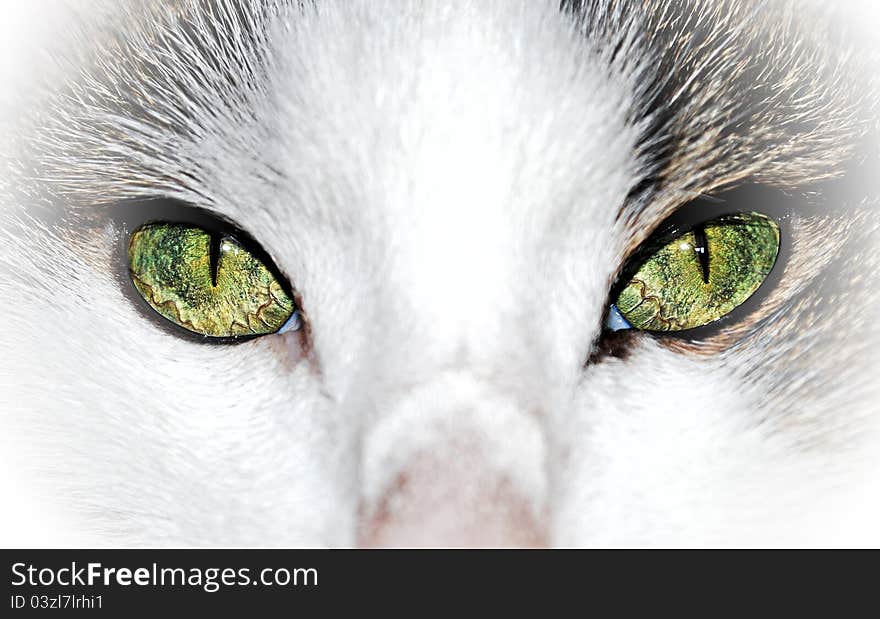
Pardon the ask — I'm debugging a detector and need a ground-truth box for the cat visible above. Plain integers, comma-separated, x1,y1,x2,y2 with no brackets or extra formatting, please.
0,0,878,547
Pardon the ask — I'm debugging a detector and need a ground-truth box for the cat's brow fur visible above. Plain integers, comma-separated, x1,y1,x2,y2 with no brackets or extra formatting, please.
0,0,878,546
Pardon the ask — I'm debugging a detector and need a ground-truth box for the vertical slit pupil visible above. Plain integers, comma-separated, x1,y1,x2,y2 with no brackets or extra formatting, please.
693,224,710,283
209,232,222,287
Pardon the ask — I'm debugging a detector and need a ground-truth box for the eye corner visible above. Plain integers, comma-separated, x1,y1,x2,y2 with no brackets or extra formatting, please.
588,327,641,365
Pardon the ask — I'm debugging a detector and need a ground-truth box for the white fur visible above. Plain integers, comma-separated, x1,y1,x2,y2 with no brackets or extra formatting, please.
0,0,878,547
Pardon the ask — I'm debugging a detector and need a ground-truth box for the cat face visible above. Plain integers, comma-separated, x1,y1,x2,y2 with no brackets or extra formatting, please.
0,0,878,547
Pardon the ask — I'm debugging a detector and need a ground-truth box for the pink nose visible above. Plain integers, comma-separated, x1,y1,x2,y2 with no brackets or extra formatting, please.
357,450,548,548
357,371,548,547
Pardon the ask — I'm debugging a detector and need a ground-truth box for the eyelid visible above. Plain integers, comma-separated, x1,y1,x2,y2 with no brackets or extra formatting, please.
114,197,291,285
112,199,248,247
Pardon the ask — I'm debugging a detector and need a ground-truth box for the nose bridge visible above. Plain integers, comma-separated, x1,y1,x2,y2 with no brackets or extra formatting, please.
376,146,525,378
394,237,518,365
373,236,535,399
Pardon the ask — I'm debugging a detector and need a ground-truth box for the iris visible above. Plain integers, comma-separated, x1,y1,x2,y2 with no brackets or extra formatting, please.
612,212,780,332
128,223,297,338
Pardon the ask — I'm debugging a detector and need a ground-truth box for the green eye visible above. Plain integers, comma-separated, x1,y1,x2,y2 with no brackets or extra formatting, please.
128,223,298,339
612,212,780,332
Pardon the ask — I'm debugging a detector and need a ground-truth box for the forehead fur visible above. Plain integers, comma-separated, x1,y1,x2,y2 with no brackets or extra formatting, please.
11,1,875,229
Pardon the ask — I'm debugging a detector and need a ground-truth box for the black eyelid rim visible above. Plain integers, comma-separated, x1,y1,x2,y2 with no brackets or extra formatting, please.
113,197,299,345
116,197,292,287
609,184,794,340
